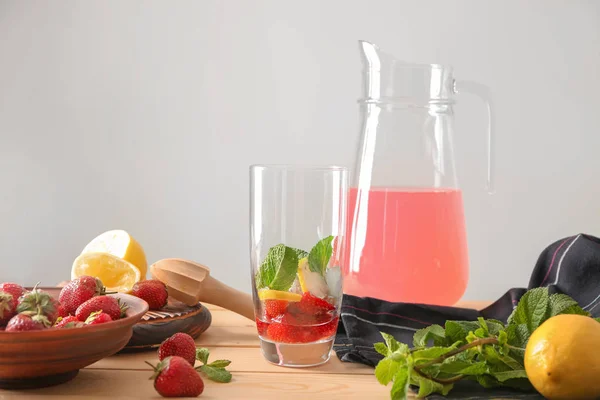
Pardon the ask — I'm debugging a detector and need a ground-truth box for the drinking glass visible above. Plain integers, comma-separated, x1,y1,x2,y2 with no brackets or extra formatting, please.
249,165,347,367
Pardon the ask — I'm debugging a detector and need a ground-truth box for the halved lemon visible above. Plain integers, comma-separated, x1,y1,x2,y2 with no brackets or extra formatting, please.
81,230,147,279
72,252,141,293
297,257,329,297
257,289,302,302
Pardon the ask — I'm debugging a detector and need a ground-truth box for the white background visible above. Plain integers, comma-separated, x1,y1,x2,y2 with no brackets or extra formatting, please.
0,1,598,300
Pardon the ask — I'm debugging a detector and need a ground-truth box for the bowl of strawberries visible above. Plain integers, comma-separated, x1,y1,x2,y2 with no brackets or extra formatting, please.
0,277,149,389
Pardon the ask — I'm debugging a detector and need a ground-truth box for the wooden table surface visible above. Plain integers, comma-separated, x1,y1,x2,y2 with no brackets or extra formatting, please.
0,301,491,400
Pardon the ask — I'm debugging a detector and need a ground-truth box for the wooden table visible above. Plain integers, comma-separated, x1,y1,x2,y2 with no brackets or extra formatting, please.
0,301,490,399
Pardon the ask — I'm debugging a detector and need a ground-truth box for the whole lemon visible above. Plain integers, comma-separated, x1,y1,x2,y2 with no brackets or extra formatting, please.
525,314,600,400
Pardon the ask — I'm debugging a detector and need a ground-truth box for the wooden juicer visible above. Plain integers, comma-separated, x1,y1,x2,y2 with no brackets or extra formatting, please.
150,258,255,320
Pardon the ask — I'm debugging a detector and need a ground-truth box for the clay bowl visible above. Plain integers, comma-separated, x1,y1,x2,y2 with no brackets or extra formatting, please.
0,287,148,389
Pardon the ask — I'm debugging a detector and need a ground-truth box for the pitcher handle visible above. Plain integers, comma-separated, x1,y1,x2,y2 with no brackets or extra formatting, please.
454,80,495,194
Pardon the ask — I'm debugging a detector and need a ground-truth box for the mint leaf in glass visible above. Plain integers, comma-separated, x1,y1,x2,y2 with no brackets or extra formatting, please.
256,244,302,291
308,236,334,275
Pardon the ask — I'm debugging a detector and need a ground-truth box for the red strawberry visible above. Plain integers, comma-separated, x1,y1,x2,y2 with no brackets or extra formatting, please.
256,318,268,336
85,311,112,325
75,295,127,321
54,315,83,329
5,313,47,331
57,304,70,318
0,291,17,327
0,283,25,303
17,287,60,326
59,276,110,316
131,280,168,310
158,332,197,366
146,356,204,398
266,321,314,343
312,316,339,341
296,292,335,315
264,299,288,320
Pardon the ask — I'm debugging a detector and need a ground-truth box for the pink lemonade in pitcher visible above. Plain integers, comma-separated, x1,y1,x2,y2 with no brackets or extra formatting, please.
343,187,469,306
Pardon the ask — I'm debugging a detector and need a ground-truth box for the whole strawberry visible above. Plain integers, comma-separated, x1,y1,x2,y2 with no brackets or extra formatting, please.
85,311,112,325
0,291,17,327
131,280,168,310
17,287,60,325
59,276,110,316
54,315,83,329
159,333,197,366
146,356,204,398
0,283,25,304
5,313,47,332
75,295,127,321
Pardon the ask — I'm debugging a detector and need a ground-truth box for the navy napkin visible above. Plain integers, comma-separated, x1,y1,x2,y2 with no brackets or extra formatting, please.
334,233,600,399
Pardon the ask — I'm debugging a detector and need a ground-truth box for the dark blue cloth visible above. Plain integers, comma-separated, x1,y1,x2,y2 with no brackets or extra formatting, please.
334,234,600,399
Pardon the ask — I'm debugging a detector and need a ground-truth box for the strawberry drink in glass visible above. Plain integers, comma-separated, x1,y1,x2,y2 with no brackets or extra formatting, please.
249,165,347,367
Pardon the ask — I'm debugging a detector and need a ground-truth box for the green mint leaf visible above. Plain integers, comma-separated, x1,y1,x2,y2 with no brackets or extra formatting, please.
200,365,232,383
508,287,549,332
390,367,411,400
560,304,591,316
456,361,489,375
548,293,583,317
374,342,390,357
595,317,600,323
483,346,523,370
290,247,308,260
477,317,489,335
195,347,210,365
413,324,446,347
486,319,506,336
207,360,231,368
308,236,334,275
257,244,302,291
381,332,401,353
445,320,480,344
498,330,508,346
506,323,530,349
439,359,478,374
492,369,528,382
412,345,457,362
375,358,403,385
414,375,453,397
476,374,501,388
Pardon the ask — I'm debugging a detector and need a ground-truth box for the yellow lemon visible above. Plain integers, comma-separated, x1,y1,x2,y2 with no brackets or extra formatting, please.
72,252,141,293
525,314,600,400
297,257,328,297
81,230,147,279
257,289,302,302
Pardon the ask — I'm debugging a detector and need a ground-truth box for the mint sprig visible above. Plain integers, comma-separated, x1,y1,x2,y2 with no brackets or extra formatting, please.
195,347,232,383
374,288,596,399
255,236,336,290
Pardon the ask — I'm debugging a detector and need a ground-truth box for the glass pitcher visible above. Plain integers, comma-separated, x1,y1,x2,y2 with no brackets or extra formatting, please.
343,41,494,306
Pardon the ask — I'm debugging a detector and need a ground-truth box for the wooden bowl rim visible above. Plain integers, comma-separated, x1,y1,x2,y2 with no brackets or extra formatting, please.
0,287,149,339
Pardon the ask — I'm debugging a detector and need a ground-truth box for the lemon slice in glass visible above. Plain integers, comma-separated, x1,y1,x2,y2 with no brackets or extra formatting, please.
72,252,141,293
257,289,302,302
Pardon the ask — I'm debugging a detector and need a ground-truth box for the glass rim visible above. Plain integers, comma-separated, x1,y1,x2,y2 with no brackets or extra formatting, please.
249,164,347,172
